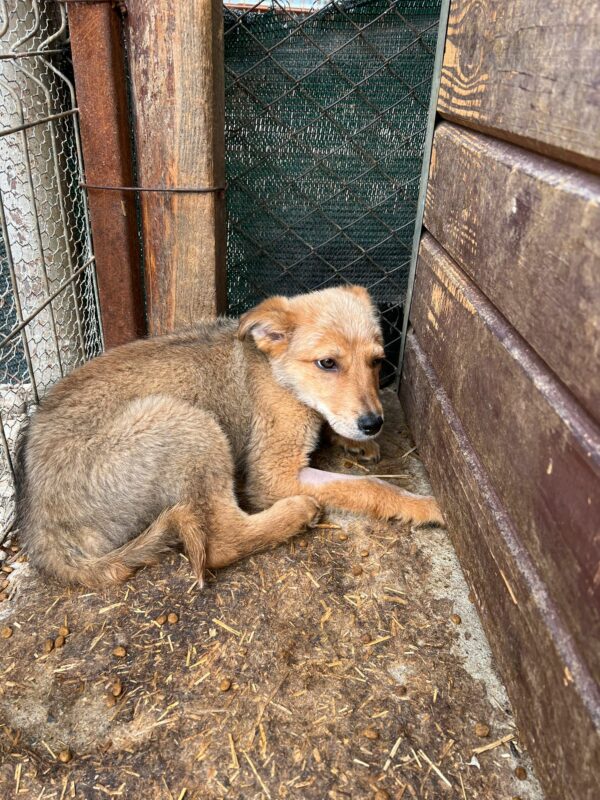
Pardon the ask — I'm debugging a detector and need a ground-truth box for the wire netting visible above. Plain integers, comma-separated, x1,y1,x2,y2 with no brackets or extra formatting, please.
0,0,102,542
224,0,441,381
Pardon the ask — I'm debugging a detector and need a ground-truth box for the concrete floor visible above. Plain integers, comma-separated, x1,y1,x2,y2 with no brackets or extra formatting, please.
0,390,543,799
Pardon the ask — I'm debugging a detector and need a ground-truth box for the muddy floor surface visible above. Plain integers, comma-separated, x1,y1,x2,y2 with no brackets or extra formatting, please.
0,392,542,799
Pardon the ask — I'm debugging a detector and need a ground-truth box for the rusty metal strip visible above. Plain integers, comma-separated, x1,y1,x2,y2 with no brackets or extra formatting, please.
68,1,146,348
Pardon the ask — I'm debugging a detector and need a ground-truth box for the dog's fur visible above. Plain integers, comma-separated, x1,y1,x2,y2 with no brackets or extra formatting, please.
15,286,443,588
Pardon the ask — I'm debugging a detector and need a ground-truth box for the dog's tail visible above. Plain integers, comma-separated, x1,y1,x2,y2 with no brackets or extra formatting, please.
48,504,207,589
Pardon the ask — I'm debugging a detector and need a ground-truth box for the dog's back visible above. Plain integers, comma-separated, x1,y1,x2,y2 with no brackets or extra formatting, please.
16,318,257,585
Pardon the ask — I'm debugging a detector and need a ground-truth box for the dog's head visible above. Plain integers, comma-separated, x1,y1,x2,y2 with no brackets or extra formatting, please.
238,286,385,440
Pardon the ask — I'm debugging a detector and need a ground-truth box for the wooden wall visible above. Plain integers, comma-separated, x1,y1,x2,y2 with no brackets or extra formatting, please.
400,2,600,798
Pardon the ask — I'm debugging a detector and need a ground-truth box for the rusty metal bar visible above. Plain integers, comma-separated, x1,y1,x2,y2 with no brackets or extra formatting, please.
67,2,146,348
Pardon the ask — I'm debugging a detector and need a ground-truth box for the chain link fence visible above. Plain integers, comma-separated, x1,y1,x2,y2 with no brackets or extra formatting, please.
224,0,442,382
0,0,102,542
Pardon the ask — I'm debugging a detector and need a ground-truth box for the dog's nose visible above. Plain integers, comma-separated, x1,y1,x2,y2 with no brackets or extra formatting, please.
357,413,383,436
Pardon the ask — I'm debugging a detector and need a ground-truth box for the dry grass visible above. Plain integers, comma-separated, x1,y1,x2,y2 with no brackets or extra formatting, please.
0,392,541,799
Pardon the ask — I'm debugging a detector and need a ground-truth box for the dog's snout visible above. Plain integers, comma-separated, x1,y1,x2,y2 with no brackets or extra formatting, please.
357,413,383,436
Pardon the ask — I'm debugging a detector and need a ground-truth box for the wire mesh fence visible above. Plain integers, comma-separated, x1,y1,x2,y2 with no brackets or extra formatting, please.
224,0,442,383
0,0,102,542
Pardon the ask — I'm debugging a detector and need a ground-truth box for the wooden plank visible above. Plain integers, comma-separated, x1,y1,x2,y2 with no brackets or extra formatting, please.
68,3,146,348
424,123,600,422
126,0,226,335
438,0,600,173
401,332,600,800
409,234,600,680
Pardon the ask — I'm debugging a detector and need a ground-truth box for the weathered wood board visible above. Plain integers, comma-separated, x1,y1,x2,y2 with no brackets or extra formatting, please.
401,332,600,800
409,234,600,681
424,122,600,422
69,4,146,348
126,0,226,335
438,0,600,173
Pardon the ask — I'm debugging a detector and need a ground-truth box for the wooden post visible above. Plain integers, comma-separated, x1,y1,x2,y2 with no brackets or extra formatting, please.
125,0,227,335
68,3,146,349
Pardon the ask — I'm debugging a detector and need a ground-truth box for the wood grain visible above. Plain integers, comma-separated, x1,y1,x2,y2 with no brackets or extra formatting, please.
401,332,600,800
438,0,600,172
409,234,600,680
68,4,146,348
126,0,226,335
424,122,600,421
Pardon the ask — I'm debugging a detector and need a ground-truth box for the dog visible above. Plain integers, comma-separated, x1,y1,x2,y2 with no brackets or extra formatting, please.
15,285,443,588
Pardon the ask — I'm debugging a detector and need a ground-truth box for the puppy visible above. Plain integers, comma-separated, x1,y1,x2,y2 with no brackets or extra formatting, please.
15,285,443,588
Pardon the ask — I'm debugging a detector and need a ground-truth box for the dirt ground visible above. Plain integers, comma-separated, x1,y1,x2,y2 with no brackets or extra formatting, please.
0,391,543,800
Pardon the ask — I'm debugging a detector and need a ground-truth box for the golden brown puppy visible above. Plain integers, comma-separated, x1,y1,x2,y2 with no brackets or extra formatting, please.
16,286,443,588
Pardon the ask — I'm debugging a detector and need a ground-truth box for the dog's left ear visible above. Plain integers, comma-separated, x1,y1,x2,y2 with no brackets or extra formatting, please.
346,285,372,303
238,296,294,356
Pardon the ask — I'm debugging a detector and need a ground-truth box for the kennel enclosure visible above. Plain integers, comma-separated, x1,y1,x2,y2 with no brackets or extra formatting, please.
0,2,598,799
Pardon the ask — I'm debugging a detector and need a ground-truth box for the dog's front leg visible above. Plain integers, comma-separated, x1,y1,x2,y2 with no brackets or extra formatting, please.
254,464,443,526
296,467,443,526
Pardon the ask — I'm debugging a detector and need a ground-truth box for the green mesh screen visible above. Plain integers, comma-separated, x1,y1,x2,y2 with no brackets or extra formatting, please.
224,0,441,380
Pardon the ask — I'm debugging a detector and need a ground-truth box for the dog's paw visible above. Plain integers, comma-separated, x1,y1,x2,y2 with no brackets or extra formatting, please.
410,496,445,527
350,439,381,464
333,434,381,463
384,488,445,527
289,495,322,528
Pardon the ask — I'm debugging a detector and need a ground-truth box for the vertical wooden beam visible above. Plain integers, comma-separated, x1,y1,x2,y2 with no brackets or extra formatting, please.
126,0,226,335
68,3,146,349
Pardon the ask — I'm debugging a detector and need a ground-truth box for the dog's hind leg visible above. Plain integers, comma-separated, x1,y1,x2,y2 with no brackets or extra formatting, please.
24,395,232,587
58,502,206,589
25,394,320,587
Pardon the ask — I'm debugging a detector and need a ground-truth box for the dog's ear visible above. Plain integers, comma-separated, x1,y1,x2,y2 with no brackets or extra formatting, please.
346,285,371,303
238,296,294,355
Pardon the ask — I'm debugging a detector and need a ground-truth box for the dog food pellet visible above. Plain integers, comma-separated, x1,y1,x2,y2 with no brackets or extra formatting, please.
475,723,490,738
111,678,123,697
0,592,7,602
451,613,462,625
1,565,13,574
54,635,65,649
360,549,369,558
337,533,348,542
1,579,9,589
58,626,70,638
298,538,308,548
57,749,72,763
105,693,117,708
362,727,379,740
167,612,179,624
352,564,363,576
219,678,232,692
156,614,167,626
374,790,390,800
1,626,12,638
112,645,127,658
515,767,527,781
43,638,54,654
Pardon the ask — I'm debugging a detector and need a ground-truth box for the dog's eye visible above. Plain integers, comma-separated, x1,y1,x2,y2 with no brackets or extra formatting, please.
316,358,337,371
371,357,384,368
